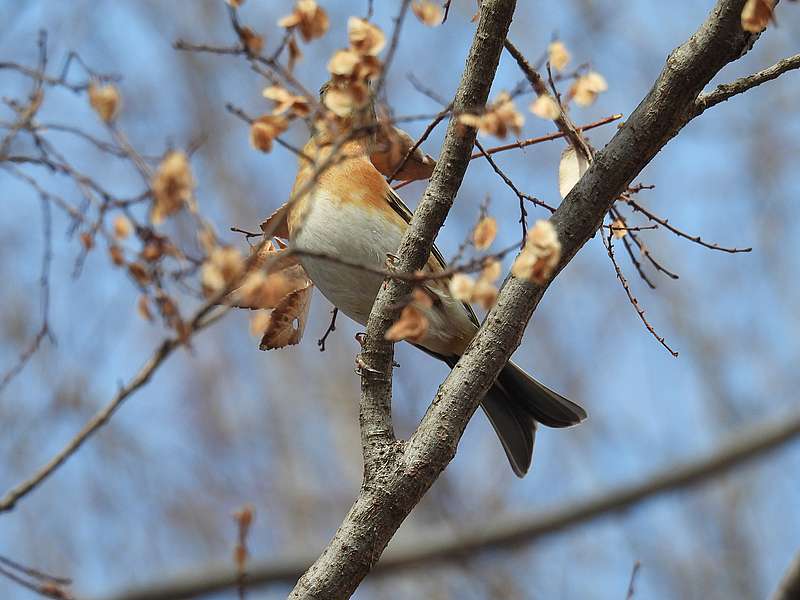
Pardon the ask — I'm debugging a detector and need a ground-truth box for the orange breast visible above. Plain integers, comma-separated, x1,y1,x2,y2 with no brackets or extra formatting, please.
287,138,407,236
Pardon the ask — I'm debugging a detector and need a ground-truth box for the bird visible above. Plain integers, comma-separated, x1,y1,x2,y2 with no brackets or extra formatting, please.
282,86,586,477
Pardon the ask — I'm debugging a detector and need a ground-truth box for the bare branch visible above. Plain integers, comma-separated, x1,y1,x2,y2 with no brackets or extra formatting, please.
602,226,679,356
285,1,774,597
92,409,800,600
0,308,226,513
694,52,800,116
469,113,622,159
393,114,623,192
626,197,753,253
317,307,338,352
287,1,518,597
504,38,593,160
771,549,800,600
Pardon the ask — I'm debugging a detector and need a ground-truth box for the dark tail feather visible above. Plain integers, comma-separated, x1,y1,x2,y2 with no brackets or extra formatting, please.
437,352,587,477
497,360,587,429
480,391,537,477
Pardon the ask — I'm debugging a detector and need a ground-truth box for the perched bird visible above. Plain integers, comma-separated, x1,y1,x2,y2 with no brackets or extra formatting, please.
282,90,586,477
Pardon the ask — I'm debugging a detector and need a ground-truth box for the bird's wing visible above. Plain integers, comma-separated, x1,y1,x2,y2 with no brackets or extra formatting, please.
384,186,481,328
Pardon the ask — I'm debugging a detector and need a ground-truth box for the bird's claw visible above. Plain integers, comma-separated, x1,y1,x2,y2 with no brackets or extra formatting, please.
355,354,383,377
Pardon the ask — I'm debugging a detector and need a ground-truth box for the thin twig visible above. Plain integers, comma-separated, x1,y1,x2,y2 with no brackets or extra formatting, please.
626,198,752,253
473,138,530,238
0,176,55,393
602,225,679,357
391,114,622,192
0,309,227,513
504,38,594,160
694,53,800,116
317,307,338,352
470,114,622,159
0,555,71,586
375,0,413,98
625,562,642,600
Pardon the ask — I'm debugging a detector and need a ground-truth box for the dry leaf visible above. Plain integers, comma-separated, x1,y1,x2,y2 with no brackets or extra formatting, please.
480,258,501,283
80,231,94,250
128,262,150,286
473,216,497,250
530,95,561,120
240,27,264,55
548,41,571,72
511,220,561,284
258,283,313,349
201,246,244,294
741,0,776,31
108,244,125,266
322,80,370,117
385,304,429,342
278,0,329,42
458,92,523,139
236,264,310,310
155,292,178,321
385,288,432,342
570,71,608,107
250,115,289,153
249,312,271,337
412,0,443,26
262,86,311,117
611,218,627,239
151,151,194,224
348,17,386,56
226,0,244,6
88,83,121,123
141,239,165,262
260,203,291,239
287,35,302,71
558,146,590,199
472,279,498,310
449,273,475,301
226,239,314,350
113,215,132,239
137,295,154,321
327,48,362,77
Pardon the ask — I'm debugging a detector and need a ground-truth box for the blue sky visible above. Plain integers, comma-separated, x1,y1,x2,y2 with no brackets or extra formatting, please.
1,1,799,599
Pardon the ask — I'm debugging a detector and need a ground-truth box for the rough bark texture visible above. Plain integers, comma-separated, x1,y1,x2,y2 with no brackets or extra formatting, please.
289,1,767,598
288,1,517,598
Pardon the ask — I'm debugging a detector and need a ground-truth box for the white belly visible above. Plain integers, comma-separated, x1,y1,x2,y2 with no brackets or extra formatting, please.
291,191,478,355
292,192,404,326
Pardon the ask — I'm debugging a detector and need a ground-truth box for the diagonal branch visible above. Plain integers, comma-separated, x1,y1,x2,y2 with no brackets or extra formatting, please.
289,1,775,598
288,1,518,598
403,0,764,487
91,408,800,600
0,308,228,513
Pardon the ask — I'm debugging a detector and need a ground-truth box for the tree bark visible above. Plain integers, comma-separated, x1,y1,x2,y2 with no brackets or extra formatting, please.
289,0,518,597
290,1,767,598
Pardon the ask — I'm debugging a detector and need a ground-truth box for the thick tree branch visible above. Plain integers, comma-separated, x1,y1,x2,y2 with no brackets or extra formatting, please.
405,0,763,487
287,1,518,598
92,409,800,600
287,1,775,597
771,549,800,600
